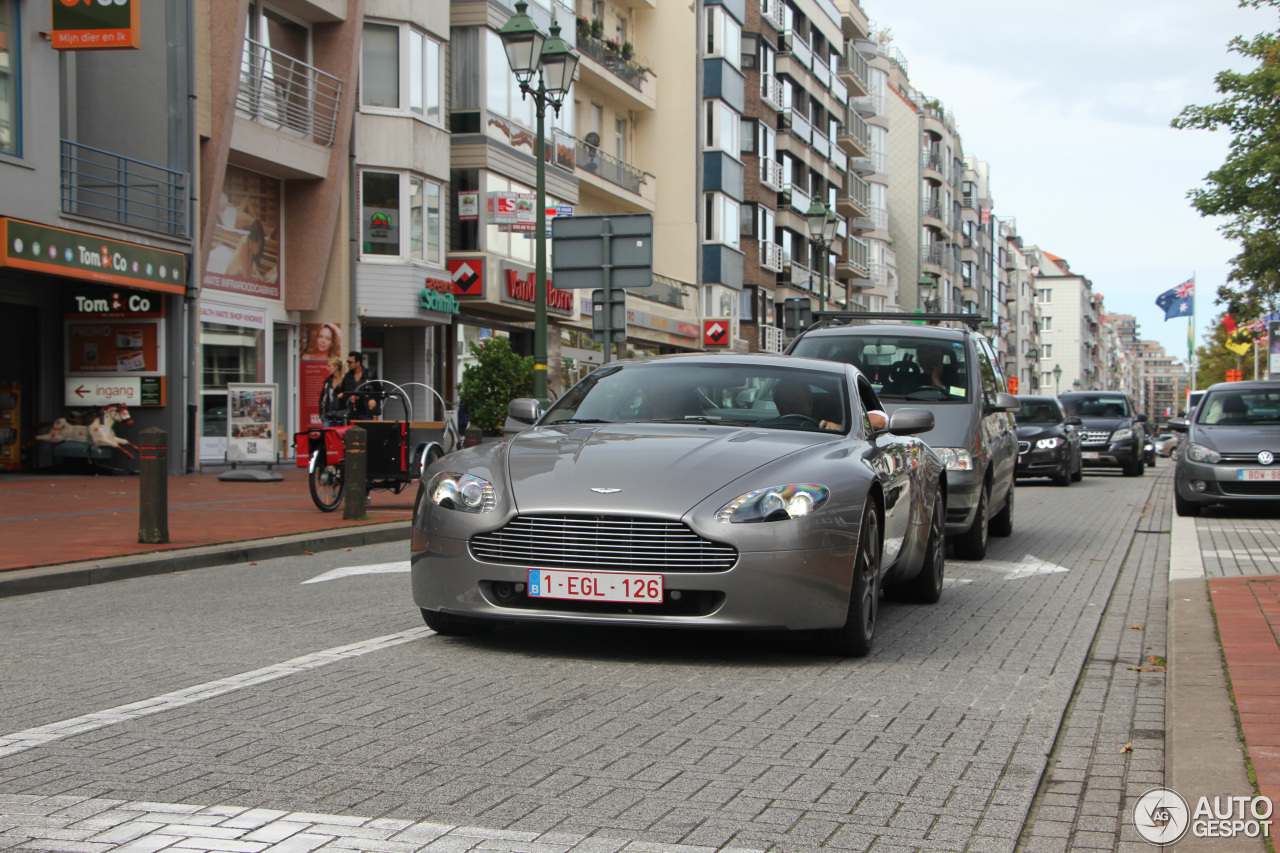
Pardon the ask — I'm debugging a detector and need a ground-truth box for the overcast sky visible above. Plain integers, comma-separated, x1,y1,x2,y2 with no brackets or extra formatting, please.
872,0,1276,363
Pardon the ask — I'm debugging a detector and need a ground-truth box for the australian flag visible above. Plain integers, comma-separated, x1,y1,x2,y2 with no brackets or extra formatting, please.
1156,279,1194,320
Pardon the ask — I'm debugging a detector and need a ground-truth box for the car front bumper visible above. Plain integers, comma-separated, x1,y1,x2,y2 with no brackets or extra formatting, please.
411,535,858,632
1080,441,1141,469
942,468,984,533
1016,447,1069,478
1176,459,1280,506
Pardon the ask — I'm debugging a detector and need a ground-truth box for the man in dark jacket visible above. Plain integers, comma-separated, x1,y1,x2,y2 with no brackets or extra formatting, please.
336,351,381,418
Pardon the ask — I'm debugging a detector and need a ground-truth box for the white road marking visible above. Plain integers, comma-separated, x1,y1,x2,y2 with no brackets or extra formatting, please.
0,627,433,760
302,560,411,584
0,795,767,853
1170,511,1205,580
952,554,1070,579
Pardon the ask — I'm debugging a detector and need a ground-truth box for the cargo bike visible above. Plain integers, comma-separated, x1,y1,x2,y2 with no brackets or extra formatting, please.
294,380,460,512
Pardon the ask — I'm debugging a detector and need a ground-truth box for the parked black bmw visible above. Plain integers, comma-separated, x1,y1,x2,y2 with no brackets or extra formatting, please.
1014,395,1083,486
1058,391,1148,477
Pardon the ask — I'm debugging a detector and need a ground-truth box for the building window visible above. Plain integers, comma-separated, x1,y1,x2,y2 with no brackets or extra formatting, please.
360,170,443,263
704,99,740,155
1042,316,1052,331
1037,288,1052,302
705,6,741,69
0,0,19,156
483,29,573,137
1041,343,1052,358
362,21,444,126
703,192,741,249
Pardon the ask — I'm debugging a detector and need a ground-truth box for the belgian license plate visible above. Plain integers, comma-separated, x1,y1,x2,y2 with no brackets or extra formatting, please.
1238,469,1280,481
528,569,664,603
1082,451,1101,460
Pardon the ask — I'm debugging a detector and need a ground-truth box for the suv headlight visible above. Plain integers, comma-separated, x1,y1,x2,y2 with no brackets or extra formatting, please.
935,447,975,471
1186,443,1221,464
1035,437,1064,450
716,484,829,523
1110,428,1134,442
427,472,496,512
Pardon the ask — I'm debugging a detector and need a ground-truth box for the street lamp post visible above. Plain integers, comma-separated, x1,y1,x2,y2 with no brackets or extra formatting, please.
499,2,579,404
917,273,939,313
1053,363,1063,396
805,201,838,311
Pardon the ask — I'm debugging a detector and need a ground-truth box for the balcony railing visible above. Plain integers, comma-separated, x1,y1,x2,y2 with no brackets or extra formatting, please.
238,37,342,146
760,157,785,192
759,324,784,353
785,183,812,215
921,149,944,174
60,140,188,237
782,108,812,144
839,43,869,91
761,74,784,112
811,128,831,160
847,235,869,277
760,0,785,32
922,244,944,267
780,30,814,70
831,76,848,105
812,57,831,88
830,147,848,171
577,140,648,194
846,172,870,211
575,34,650,92
759,241,784,273
839,109,870,154
922,199,943,221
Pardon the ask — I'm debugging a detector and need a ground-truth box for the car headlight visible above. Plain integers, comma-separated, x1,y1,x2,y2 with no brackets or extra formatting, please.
1111,428,1134,442
716,484,829,523
935,447,975,471
1035,437,1064,450
427,472,496,513
1186,443,1221,464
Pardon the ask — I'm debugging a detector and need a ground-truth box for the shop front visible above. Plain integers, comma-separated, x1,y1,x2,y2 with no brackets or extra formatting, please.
0,218,189,473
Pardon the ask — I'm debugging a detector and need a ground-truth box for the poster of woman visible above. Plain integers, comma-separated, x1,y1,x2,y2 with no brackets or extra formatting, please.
203,166,282,300
300,323,342,430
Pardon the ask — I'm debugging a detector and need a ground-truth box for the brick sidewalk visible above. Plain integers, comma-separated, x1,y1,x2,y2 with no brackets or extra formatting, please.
0,471,414,572
1210,576,1280,810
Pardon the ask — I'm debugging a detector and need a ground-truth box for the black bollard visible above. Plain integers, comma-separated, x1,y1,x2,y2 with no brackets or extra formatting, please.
343,425,368,520
138,427,169,543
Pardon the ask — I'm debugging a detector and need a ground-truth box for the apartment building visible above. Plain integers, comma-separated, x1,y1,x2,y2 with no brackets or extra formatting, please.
0,0,196,473
997,218,1041,393
1024,248,1101,393
196,1,361,464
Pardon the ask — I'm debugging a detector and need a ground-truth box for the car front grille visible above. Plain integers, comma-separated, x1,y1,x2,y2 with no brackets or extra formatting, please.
1017,441,1031,454
1219,482,1280,497
470,515,738,573
1080,430,1112,445
1219,452,1280,464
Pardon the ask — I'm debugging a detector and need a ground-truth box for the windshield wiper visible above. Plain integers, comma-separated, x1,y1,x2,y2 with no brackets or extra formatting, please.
648,416,753,426
555,418,612,424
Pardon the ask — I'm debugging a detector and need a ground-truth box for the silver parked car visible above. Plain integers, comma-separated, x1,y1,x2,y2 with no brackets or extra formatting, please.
1170,380,1280,516
412,354,946,657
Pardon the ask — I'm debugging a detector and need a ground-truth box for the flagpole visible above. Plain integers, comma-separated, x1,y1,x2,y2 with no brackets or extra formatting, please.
1189,272,1196,392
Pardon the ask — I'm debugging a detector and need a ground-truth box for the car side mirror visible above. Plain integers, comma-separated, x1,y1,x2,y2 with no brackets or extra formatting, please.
507,398,543,425
886,407,935,436
1168,417,1190,433
987,391,1020,414
1066,416,1083,426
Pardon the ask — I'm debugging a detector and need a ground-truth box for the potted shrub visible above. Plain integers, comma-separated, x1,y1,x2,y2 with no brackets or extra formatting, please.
621,40,634,61
457,337,534,437
590,17,604,40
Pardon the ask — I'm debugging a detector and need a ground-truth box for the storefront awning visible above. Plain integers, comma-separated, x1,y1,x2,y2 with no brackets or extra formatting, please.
0,218,187,295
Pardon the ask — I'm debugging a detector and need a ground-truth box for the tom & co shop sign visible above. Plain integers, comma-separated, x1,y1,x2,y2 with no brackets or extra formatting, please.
51,0,142,50
0,219,186,294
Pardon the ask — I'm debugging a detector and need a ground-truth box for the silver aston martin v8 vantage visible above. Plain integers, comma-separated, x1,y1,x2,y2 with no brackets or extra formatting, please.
411,353,946,656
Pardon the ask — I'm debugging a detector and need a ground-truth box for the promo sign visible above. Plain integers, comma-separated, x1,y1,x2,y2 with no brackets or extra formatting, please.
703,318,732,348
448,258,485,298
65,318,162,374
226,383,277,463
203,166,282,300
499,262,573,317
51,0,141,50
64,376,165,407
66,288,165,318
420,274,461,315
0,218,185,293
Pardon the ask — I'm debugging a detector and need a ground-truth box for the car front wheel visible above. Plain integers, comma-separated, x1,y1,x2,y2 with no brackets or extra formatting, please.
818,502,881,657
420,608,498,636
887,492,945,604
990,480,1014,537
1174,491,1202,517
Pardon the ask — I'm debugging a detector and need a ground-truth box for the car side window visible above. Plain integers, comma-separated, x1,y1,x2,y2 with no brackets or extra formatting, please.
975,346,998,405
855,376,883,434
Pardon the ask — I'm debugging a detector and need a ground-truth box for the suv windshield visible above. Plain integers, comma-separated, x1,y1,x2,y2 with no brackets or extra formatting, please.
1061,396,1130,418
1196,388,1280,426
542,362,851,434
789,334,969,402
1016,400,1063,424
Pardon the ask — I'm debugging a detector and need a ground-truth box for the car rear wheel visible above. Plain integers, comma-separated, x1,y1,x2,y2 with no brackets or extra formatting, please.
420,608,498,636
1123,457,1144,477
954,482,989,560
888,493,945,604
990,479,1014,537
1052,460,1071,487
1071,454,1083,481
1174,492,1202,517
818,503,881,657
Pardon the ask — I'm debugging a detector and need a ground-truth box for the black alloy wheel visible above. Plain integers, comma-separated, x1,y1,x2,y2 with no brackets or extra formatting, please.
819,503,882,657
888,492,946,604
990,478,1014,537
954,481,989,560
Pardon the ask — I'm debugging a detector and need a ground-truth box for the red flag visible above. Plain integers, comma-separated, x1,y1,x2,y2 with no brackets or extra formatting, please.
1224,314,1238,334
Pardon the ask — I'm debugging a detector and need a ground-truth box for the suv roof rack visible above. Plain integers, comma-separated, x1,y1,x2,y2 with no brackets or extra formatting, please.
790,311,986,343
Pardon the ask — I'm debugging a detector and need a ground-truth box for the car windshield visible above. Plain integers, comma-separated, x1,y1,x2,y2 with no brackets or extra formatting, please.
789,334,969,402
1196,388,1280,426
1016,400,1062,425
542,362,851,434
1061,396,1130,418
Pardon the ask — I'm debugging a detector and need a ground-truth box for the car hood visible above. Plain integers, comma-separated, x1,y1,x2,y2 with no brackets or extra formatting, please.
505,424,830,514
1074,417,1130,431
1193,424,1280,454
881,400,974,449
1016,425,1063,440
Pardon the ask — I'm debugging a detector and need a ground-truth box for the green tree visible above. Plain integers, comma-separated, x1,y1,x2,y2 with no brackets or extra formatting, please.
457,337,535,435
1172,0,1280,321
1195,314,1262,387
